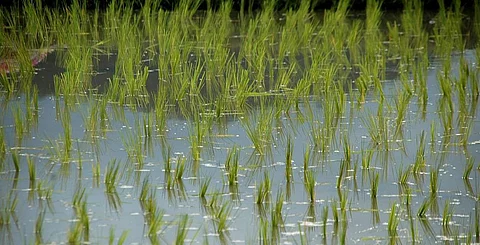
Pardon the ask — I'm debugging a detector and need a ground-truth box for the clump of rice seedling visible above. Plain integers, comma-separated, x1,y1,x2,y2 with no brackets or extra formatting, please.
35,209,45,243
337,159,348,189
398,165,411,186
104,159,121,193
272,191,284,229
214,201,232,237
139,177,150,203
36,180,53,200
463,157,474,179
146,207,165,244
361,148,373,170
388,202,400,244
241,108,274,155
72,187,86,209
285,136,294,183
175,214,190,245
304,169,316,203
225,146,239,186
174,156,186,181
332,200,339,235
92,162,100,187
413,131,426,174
371,172,379,198
27,155,36,182
108,227,129,245
394,91,411,140
199,177,211,198
429,166,439,198
0,193,18,227
303,147,310,179
255,173,271,204
442,200,453,235
11,150,20,173
322,205,328,239
417,198,431,218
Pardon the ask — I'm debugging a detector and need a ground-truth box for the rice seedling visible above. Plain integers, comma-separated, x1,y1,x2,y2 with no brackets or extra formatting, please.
35,209,45,244
199,177,211,198
322,205,328,239
92,162,101,187
108,227,130,245
398,165,411,186
120,127,144,168
72,187,86,209
272,191,284,228
442,199,453,235
67,221,83,244
332,200,339,235
13,105,26,141
175,214,190,245
304,168,315,203
214,201,232,235
337,159,347,189
285,136,294,183
174,156,186,181
362,109,388,148
413,131,426,174
139,177,151,204
241,107,274,155
36,180,53,200
146,207,165,244
361,147,373,170
394,91,411,140
255,173,271,204
371,172,379,198
27,155,36,182
463,157,474,179
429,166,439,198
417,197,431,218
104,159,121,193
225,146,239,186
78,198,90,241
11,150,19,173
388,202,399,244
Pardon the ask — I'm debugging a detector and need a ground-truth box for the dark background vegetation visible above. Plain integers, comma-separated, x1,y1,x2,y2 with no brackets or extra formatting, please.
0,0,475,11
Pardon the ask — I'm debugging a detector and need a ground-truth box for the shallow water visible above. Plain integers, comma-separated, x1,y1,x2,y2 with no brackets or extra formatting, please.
1,7,480,245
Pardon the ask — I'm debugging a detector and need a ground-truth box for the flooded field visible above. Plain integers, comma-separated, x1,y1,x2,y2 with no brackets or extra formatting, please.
1,0,480,244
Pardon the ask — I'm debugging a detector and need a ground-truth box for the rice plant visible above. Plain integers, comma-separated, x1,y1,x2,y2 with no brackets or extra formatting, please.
255,173,271,204
11,150,20,173
388,202,400,244
104,159,121,193
175,214,190,245
398,165,411,186
285,136,293,183
417,198,431,218
429,166,439,198
371,172,379,198
303,168,316,203
442,200,453,235
199,177,211,198
463,157,474,179
27,155,36,182
35,209,45,244
413,131,426,174
225,146,239,186
214,201,232,235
